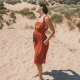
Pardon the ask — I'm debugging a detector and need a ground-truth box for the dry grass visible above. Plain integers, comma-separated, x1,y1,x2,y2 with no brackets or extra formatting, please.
51,14,63,23
5,0,21,5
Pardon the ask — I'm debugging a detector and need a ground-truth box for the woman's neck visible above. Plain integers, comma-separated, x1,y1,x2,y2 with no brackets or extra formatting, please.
39,10,45,18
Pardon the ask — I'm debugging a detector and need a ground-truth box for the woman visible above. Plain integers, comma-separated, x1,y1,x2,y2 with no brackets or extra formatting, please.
32,3,55,80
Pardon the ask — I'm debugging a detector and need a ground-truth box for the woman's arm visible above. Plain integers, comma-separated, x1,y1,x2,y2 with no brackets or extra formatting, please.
45,16,55,42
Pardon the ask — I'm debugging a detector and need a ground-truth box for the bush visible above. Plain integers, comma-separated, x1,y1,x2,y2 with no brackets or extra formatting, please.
77,11,80,17
0,22,4,29
9,11,16,23
23,0,27,2
67,21,74,30
5,0,21,5
0,15,3,19
51,14,63,23
76,21,80,30
0,9,7,14
48,11,52,15
60,10,66,14
28,0,36,4
27,12,36,19
18,8,36,19
38,0,49,6
19,8,30,15
9,12,16,20
0,0,5,2
6,21,10,26
31,7,35,11
64,9,76,20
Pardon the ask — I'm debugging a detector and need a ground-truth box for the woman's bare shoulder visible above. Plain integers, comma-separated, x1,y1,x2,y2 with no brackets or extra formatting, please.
45,15,50,22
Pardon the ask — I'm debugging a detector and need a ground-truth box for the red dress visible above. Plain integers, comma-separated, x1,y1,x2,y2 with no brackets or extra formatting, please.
33,15,49,64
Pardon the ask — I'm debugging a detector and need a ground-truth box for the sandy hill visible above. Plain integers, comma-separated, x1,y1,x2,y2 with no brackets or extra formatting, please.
0,0,80,80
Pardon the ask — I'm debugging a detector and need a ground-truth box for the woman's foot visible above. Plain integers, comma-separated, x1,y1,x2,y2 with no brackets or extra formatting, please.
39,77,44,80
32,73,39,78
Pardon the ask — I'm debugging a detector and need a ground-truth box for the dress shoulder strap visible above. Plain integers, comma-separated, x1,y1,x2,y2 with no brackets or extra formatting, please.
43,15,48,23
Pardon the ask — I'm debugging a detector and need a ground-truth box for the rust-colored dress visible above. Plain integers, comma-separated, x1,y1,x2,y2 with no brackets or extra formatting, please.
33,15,49,64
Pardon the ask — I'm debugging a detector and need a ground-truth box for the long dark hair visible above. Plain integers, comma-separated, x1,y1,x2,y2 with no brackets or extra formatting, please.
38,3,48,14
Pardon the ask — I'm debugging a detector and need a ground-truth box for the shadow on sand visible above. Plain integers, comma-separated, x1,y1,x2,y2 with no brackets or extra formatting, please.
42,69,80,80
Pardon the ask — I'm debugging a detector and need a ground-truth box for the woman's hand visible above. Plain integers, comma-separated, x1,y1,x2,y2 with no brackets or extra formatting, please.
43,40,48,45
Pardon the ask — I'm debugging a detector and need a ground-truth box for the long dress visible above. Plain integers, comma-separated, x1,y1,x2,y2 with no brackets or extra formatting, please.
33,15,49,64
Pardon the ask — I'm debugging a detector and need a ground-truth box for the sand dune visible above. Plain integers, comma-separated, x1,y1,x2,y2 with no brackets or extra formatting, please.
3,1,36,11
0,1,80,80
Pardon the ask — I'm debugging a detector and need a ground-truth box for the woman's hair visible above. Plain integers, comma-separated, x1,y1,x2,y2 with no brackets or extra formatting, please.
38,3,48,14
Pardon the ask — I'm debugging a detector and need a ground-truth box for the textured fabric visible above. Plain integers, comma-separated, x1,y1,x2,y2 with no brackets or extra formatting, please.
33,15,49,64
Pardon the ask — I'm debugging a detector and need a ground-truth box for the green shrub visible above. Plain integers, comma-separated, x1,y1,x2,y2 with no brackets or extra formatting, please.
77,11,80,17
38,0,49,6
5,0,21,5
0,15,3,19
27,12,36,19
18,8,36,19
76,7,80,17
48,11,52,15
8,27,14,29
0,10,7,14
60,10,66,14
23,0,27,2
48,0,53,4
51,14,63,23
28,0,36,4
48,7,55,11
64,9,76,20
0,0,5,2
9,12,16,20
30,26,34,29
76,21,80,30
53,8,60,12
6,21,10,26
0,22,3,29
19,8,30,16
31,7,35,11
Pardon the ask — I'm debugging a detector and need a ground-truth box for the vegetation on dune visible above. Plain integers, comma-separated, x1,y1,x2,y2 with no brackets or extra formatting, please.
25,25,34,29
23,0,36,4
31,7,35,11
55,0,80,5
51,14,63,23
0,9,8,15
0,0,5,2
76,21,80,30
9,11,16,23
5,0,21,5
0,9,9,29
28,0,36,4
64,9,76,20
0,0,80,32
16,8,36,19
23,0,27,2
0,22,3,29
0,14,3,20
67,21,75,30
38,0,49,6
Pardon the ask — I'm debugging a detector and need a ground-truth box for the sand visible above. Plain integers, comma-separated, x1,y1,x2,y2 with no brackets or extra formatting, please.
0,1,80,80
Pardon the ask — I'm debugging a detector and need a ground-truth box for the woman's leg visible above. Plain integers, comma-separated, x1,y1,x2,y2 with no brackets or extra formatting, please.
36,64,43,80
32,64,43,80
